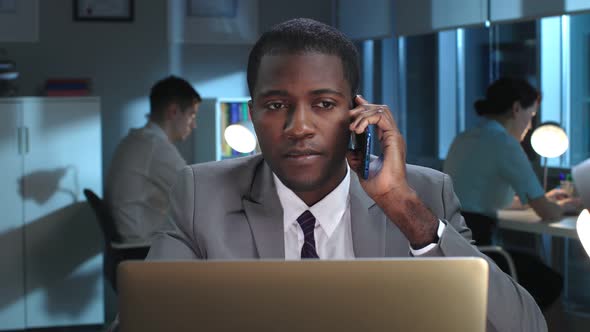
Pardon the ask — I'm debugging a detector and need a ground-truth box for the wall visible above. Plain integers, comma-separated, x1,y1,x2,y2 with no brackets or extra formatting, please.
1,0,333,180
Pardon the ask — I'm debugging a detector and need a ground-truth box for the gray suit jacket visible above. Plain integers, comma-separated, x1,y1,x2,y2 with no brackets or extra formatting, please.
149,154,546,332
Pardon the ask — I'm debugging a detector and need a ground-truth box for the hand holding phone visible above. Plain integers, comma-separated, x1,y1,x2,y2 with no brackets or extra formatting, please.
348,124,374,180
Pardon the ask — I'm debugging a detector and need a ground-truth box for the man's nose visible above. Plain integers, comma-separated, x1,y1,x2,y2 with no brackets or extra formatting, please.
284,104,314,139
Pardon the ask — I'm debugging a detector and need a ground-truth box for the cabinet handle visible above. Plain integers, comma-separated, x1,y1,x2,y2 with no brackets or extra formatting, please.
24,126,29,154
17,127,22,154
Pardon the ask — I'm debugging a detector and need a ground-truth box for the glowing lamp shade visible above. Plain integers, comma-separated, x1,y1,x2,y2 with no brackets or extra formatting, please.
530,123,569,158
578,209,590,258
224,121,257,153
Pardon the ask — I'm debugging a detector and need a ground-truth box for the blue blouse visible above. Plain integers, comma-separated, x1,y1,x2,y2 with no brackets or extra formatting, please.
443,120,545,217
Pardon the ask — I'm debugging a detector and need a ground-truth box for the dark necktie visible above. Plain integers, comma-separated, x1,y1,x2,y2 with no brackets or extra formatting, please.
297,210,319,259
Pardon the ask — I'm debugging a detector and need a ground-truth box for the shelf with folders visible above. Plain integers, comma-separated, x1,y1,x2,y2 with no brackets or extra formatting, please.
215,98,258,160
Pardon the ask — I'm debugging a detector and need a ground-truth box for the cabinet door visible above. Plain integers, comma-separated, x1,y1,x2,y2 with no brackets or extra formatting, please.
21,98,104,328
0,101,26,330
567,0,590,13
490,0,563,23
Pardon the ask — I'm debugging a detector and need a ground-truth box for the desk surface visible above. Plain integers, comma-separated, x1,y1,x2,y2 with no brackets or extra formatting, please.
497,209,578,239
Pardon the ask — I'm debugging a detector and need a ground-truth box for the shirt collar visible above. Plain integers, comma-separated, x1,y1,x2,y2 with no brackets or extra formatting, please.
273,164,351,238
481,119,508,134
145,121,169,141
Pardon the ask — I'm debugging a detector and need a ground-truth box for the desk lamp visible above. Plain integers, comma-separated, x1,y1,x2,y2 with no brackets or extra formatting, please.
577,209,590,258
224,121,257,154
530,122,569,190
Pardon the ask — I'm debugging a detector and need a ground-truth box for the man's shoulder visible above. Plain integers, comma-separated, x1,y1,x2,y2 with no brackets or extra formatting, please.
187,154,264,182
180,154,266,202
406,164,447,190
406,163,445,178
115,126,161,152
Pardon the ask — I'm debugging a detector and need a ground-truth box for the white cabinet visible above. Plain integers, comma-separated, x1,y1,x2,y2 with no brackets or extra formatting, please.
394,0,487,36
489,0,564,23
566,0,590,14
391,0,590,36
490,0,590,23
0,97,104,330
0,101,25,329
338,0,393,40
431,0,488,30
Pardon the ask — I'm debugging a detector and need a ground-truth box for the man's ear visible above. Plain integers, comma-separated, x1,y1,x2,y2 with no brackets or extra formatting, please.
511,101,520,117
247,100,254,119
164,103,180,120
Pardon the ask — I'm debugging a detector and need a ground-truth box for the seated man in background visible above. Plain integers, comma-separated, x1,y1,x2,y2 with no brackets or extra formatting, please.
106,75,201,245
148,19,546,331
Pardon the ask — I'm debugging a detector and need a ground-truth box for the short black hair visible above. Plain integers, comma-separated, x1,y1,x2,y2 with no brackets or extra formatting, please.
149,75,201,122
474,77,540,116
247,18,360,99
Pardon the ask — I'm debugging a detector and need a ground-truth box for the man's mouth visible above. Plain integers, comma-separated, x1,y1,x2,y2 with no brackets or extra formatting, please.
284,149,322,160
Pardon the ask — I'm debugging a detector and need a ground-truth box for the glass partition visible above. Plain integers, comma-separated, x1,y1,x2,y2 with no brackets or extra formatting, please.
569,13,590,166
398,17,589,169
399,33,439,169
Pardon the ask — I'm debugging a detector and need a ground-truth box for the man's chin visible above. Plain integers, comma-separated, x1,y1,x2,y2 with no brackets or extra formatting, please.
277,174,323,193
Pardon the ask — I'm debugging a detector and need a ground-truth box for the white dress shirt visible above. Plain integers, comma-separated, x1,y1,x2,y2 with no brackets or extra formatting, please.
105,122,186,245
274,165,444,259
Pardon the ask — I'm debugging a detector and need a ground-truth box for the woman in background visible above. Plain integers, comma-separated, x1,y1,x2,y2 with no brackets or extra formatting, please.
444,77,580,310
445,77,579,242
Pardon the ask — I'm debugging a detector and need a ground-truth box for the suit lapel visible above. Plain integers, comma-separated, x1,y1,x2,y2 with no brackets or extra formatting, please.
349,172,386,258
242,161,285,259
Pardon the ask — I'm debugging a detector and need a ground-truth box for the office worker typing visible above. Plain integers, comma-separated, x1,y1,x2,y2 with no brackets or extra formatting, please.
148,19,545,331
444,78,580,227
444,77,581,310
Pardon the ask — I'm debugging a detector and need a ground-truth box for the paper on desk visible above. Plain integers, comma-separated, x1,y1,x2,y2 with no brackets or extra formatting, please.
497,208,541,223
577,209,590,258
572,158,590,209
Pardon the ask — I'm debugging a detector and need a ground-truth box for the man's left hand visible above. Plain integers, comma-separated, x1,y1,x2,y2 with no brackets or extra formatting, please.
346,95,439,248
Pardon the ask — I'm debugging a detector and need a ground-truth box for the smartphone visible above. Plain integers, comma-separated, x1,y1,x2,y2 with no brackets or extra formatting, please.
349,125,373,180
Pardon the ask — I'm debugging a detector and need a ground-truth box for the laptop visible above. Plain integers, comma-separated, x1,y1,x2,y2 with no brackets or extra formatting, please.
573,158,590,209
118,258,488,332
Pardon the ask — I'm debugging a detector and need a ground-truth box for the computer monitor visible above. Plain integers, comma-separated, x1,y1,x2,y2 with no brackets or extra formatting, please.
118,258,488,332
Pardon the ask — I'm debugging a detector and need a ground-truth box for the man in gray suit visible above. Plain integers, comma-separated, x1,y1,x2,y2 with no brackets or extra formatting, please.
148,18,546,331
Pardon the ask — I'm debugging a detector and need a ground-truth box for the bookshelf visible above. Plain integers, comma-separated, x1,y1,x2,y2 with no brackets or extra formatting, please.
216,98,254,160
178,97,255,164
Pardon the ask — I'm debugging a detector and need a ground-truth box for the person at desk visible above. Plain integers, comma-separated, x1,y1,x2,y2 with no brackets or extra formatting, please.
148,19,545,331
105,76,201,245
444,77,580,310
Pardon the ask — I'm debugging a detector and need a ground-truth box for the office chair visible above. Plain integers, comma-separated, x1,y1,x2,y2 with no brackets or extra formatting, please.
83,188,150,292
462,211,518,280
478,245,518,281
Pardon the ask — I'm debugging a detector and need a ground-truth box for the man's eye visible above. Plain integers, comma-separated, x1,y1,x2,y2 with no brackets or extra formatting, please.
267,102,287,110
314,101,335,110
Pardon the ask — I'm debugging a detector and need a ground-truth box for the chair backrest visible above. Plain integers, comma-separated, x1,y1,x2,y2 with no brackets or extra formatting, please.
83,188,122,243
478,245,518,281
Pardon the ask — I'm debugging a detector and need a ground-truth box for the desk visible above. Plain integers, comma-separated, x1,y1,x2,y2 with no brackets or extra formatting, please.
497,209,590,314
497,209,578,239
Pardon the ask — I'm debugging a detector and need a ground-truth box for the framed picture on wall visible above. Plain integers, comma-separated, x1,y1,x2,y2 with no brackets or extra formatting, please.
168,0,258,44
73,0,134,22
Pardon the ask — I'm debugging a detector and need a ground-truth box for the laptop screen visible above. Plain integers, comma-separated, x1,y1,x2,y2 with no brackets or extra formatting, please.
117,258,488,332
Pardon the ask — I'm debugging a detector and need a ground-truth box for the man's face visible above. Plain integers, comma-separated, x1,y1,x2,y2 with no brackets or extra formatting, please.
172,101,199,142
249,53,351,195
